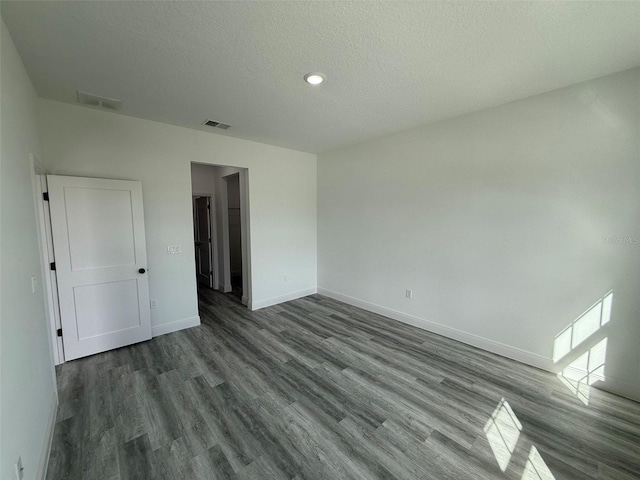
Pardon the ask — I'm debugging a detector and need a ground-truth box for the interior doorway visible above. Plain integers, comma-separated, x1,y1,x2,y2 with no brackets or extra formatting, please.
190,163,251,307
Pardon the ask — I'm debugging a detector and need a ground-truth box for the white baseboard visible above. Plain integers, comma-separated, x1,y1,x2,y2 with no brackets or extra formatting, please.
317,287,640,402
317,287,551,370
152,316,200,337
560,364,640,402
241,295,248,306
250,287,317,311
38,392,58,480
219,283,232,293
594,376,640,402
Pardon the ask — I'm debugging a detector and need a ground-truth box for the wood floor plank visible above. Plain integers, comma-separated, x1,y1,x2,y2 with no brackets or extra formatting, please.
191,443,237,479
47,288,640,479
118,434,156,480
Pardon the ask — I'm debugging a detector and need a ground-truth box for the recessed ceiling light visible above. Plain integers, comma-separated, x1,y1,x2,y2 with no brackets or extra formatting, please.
304,73,325,85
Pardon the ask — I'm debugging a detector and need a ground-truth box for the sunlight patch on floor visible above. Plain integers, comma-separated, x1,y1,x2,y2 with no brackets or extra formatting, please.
484,398,555,479
484,398,523,471
522,446,555,480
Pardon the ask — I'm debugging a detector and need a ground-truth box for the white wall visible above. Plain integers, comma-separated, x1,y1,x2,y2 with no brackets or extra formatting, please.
0,19,57,480
318,68,640,401
225,173,242,277
38,100,317,327
190,162,216,196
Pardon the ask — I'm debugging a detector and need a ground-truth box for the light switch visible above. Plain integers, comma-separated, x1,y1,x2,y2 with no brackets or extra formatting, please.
31,276,37,294
167,245,182,255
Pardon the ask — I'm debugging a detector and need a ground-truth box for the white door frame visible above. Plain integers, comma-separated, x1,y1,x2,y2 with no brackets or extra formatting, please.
240,169,252,307
190,163,252,307
31,156,65,365
192,194,218,289
35,174,65,364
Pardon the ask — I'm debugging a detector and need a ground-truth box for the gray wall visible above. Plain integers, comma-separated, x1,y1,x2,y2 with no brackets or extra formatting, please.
318,68,640,401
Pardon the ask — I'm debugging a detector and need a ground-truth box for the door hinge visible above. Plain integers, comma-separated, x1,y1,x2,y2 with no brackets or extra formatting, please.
50,262,56,271
56,328,62,337
43,192,50,201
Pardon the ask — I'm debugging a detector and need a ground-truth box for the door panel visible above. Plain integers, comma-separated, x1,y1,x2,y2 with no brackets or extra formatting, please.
47,175,151,360
74,279,141,339
65,187,137,270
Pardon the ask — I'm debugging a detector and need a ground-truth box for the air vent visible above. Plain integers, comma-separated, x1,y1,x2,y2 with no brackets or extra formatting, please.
203,119,231,130
77,90,122,111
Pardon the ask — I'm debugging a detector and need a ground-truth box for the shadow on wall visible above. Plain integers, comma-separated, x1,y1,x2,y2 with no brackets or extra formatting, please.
552,291,613,405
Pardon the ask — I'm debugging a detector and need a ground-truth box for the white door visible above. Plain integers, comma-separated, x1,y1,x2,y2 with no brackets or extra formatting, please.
194,197,213,288
47,175,151,361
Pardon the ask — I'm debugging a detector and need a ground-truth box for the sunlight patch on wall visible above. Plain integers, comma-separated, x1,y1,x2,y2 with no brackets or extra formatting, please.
552,292,612,405
557,338,607,405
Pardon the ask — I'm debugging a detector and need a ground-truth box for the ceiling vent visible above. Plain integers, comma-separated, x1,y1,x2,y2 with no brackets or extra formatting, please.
203,119,231,130
77,90,122,111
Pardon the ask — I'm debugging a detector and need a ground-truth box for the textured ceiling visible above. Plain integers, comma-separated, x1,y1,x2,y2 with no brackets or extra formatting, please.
2,1,639,153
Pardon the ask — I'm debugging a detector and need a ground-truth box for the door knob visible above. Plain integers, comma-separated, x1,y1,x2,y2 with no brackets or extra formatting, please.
138,268,146,274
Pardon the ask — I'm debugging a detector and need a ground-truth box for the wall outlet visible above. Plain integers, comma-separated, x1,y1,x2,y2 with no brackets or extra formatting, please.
15,456,24,480
406,289,412,299
167,245,182,255
31,275,37,294
150,300,158,309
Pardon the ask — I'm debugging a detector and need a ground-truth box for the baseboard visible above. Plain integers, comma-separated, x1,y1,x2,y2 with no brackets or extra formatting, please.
250,287,318,311
241,295,248,306
219,283,232,293
38,392,58,480
152,316,200,337
594,376,640,402
318,287,551,370
317,287,640,402
319,287,554,370
560,364,640,402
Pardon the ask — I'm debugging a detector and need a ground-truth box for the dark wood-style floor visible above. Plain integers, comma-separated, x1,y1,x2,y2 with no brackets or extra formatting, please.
46,289,640,479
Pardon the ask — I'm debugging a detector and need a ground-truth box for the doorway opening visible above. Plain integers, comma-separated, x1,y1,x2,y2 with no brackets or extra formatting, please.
190,163,251,307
